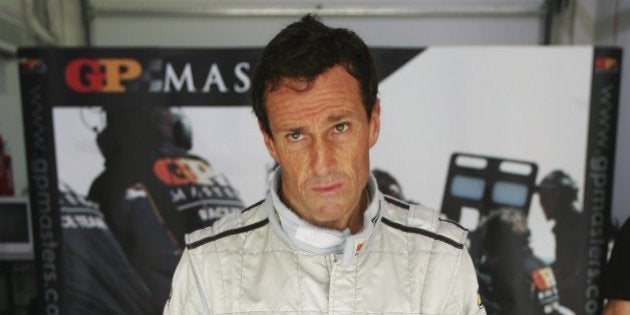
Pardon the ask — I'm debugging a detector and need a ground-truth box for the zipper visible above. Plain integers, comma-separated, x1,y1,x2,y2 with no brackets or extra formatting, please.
327,253,338,313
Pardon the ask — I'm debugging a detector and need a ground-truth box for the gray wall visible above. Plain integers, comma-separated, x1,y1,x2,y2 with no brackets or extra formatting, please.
93,15,542,47
0,0,30,196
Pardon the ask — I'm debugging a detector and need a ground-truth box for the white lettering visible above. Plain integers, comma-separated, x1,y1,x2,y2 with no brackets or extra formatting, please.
171,188,187,203
164,63,196,92
233,62,250,93
61,215,77,229
198,206,240,221
202,63,228,93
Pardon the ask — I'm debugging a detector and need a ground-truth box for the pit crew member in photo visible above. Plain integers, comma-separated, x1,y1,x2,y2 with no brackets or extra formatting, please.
88,104,244,311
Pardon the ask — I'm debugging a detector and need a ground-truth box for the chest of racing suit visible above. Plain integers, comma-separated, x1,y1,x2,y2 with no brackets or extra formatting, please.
165,190,484,314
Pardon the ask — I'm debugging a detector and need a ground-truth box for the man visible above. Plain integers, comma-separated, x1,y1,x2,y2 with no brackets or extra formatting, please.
89,105,244,311
475,208,566,315
537,170,585,312
165,15,483,314
58,182,153,314
602,217,630,315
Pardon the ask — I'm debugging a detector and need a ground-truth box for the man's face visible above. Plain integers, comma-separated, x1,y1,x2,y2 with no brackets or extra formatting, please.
262,65,380,231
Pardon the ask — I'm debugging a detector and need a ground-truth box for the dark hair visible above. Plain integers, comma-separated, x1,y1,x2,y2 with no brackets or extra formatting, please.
252,14,378,135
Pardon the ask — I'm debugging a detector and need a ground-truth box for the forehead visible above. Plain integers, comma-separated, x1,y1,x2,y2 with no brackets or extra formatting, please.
270,65,360,98
265,66,364,121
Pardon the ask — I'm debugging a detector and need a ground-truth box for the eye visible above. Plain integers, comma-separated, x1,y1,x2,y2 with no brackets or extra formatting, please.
287,132,303,141
333,123,349,133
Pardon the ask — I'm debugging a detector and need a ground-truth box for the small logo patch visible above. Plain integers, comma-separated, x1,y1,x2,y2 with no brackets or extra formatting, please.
353,239,366,256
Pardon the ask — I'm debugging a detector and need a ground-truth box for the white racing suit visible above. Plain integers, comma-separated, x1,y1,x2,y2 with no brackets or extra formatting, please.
165,173,485,314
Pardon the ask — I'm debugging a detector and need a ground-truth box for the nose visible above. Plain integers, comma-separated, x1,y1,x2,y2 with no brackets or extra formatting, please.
310,137,336,176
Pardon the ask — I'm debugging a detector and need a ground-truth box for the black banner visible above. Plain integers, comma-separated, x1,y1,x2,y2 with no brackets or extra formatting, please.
580,47,622,314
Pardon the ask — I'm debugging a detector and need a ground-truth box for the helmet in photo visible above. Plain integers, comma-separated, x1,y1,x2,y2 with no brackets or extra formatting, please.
97,105,192,158
480,207,530,256
372,168,404,200
538,170,578,202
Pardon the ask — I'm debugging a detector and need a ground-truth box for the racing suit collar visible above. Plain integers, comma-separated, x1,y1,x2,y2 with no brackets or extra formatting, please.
267,168,383,266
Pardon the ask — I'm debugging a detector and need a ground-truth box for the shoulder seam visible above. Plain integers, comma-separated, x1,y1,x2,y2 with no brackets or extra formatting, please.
186,218,269,250
438,218,468,231
381,217,464,249
242,199,265,212
383,195,410,209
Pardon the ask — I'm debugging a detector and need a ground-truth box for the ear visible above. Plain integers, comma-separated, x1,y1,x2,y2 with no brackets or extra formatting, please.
368,100,381,148
260,122,279,162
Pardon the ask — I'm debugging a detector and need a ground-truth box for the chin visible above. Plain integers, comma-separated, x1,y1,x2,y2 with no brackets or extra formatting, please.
315,205,343,217
313,205,346,221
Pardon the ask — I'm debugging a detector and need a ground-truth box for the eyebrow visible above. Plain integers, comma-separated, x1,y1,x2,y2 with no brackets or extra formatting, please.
277,112,354,133
327,113,348,123
286,127,305,134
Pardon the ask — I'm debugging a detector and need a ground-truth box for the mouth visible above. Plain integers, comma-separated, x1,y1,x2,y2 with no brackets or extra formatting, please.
311,182,343,195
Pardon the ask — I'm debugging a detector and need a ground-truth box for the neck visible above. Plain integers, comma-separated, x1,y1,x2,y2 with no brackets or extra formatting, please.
347,188,369,233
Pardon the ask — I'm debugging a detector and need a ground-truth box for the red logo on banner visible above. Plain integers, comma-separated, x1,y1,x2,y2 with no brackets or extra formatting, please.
19,58,47,73
594,57,617,71
64,58,142,93
20,58,41,70
531,267,557,290
153,157,216,186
